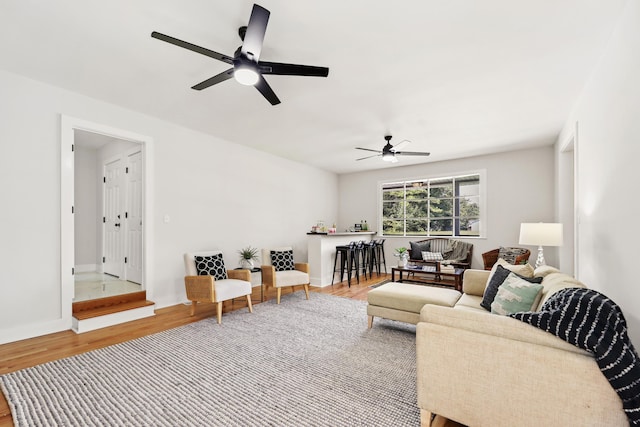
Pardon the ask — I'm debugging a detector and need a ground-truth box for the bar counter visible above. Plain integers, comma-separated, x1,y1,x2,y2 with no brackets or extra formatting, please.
307,231,377,287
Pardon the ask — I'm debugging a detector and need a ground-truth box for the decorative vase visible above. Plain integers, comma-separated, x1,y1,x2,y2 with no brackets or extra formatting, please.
398,256,408,268
241,259,254,269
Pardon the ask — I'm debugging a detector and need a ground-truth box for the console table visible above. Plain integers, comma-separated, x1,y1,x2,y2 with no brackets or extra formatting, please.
391,265,464,292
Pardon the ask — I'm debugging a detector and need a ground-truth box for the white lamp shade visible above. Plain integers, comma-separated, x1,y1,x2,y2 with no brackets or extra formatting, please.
519,223,563,246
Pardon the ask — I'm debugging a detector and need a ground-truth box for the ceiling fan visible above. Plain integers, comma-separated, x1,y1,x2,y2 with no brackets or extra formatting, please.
356,135,431,163
151,3,329,105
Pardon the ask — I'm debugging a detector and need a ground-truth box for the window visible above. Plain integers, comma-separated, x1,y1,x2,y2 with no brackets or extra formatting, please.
380,173,483,237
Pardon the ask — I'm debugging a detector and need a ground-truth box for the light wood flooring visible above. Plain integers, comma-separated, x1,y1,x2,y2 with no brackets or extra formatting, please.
0,274,463,427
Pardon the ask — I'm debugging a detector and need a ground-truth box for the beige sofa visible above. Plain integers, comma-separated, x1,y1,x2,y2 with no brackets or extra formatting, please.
416,265,628,427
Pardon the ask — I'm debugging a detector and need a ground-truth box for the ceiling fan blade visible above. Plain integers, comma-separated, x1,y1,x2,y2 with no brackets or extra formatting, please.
355,147,382,153
259,61,329,77
390,139,410,152
356,154,382,161
255,75,281,105
151,31,233,64
394,151,431,156
241,4,270,61
191,69,235,90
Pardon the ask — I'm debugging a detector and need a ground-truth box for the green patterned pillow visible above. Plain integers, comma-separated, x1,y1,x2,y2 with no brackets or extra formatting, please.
491,272,543,315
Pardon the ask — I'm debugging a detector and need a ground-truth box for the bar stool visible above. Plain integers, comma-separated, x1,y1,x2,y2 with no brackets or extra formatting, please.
365,240,379,278
356,240,370,281
331,242,360,287
375,239,387,274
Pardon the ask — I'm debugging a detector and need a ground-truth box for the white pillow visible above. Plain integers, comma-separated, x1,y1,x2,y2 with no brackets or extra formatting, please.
422,251,444,261
486,258,534,288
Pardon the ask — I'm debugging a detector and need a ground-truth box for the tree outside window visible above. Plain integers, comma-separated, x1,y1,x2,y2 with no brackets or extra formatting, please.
381,174,481,237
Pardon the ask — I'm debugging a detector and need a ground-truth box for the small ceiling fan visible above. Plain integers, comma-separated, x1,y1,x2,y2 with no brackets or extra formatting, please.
151,3,329,105
356,135,431,163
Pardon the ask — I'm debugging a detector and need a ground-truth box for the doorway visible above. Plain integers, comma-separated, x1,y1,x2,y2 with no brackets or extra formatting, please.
74,131,144,301
61,116,153,319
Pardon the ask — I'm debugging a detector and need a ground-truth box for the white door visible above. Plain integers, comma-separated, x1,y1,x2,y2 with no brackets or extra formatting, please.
125,149,143,284
103,157,123,277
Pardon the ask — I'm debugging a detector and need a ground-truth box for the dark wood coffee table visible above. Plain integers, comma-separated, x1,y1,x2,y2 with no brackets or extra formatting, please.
391,265,464,292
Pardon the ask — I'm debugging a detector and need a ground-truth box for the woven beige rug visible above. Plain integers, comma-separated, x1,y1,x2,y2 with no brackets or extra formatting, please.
1,293,418,426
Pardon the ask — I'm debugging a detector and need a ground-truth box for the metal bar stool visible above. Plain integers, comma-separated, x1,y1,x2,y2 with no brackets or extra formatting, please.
331,242,359,287
375,239,387,274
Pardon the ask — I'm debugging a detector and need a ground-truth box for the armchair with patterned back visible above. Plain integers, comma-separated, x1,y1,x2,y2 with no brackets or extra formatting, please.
261,246,310,304
183,250,253,324
482,247,531,270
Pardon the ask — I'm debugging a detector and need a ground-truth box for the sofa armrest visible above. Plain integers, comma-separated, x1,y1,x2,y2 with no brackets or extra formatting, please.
461,269,490,297
416,305,626,426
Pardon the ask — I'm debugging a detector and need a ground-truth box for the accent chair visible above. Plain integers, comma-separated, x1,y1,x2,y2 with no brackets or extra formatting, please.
183,250,253,324
261,246,310,304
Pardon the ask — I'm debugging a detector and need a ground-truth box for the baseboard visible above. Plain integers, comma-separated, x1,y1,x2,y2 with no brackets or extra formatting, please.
75,264,97,273
72,304,155,334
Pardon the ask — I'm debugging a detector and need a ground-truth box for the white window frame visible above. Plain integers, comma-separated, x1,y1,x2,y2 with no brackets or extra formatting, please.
377,170,486,238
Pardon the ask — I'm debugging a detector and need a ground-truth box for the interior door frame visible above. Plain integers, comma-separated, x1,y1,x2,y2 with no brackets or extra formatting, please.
61,115,154,325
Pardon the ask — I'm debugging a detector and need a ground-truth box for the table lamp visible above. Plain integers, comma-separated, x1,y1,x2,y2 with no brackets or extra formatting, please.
518,223,563,268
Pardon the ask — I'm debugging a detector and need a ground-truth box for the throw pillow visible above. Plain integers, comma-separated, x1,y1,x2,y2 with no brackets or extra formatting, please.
194,254,228,281
271,250,295,272
486,258,534,285
422,251,444,261
410,241,430,260
491,272,544,315
480,265,543,311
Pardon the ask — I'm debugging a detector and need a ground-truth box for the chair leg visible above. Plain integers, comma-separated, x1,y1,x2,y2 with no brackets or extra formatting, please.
303,284,310,300
277,288,282,304
216,301,223,324
368,315,374,329
246,295,253,313
190,300,197,316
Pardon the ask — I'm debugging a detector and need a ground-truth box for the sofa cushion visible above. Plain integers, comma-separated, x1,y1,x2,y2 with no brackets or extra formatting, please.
534,265,561,279
454,293,485,311
422,251,443,261
480,265,543,311
410,241,431,259
194,254,228,281
491,272,543,315
368,282,461,314
536,272,585,310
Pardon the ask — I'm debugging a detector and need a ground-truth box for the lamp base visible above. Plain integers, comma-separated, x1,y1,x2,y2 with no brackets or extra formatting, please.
535,245,546,269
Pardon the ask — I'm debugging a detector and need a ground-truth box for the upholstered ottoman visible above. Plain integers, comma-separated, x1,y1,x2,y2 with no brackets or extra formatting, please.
367,282,461,328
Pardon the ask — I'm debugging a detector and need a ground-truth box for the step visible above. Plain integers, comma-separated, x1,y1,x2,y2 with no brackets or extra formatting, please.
72,291,156,334
72,291,148,315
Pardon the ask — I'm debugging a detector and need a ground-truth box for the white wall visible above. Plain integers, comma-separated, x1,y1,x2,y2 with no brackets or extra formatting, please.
0,69,338,344
556,0,640,345
338,146,557,269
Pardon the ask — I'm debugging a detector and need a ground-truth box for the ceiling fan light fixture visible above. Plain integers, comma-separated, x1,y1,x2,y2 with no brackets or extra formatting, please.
382,152,397,162
234,64,259,86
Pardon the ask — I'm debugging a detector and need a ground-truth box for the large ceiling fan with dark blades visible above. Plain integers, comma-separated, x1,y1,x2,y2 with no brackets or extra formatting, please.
151,3,329,105
356,135,431,163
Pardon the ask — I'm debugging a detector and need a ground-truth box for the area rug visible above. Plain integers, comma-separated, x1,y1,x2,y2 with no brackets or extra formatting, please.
1,293,418,426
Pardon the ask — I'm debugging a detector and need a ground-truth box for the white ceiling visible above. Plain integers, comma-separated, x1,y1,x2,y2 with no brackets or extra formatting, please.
0,1,627,174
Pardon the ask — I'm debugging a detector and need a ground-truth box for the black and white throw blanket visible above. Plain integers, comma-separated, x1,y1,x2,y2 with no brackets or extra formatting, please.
510,287,640,425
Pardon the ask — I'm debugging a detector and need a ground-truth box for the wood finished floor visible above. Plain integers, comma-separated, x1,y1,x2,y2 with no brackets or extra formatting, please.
0,273,463,427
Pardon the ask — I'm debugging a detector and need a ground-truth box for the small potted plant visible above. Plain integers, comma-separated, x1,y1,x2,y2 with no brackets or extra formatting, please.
238,246,259,269
394,247,410,268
